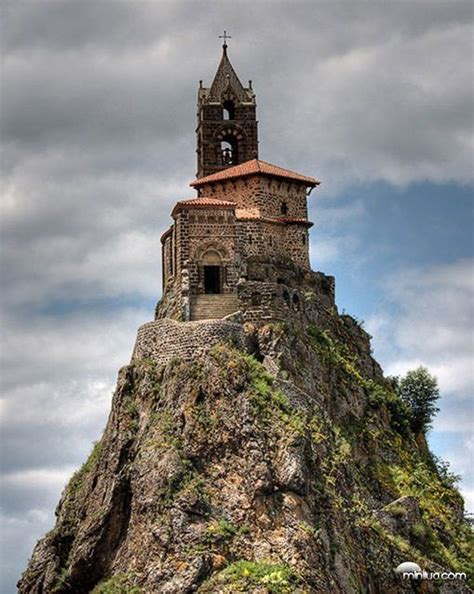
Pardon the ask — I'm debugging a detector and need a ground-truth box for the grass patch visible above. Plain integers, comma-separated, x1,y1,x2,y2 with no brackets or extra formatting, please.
239,351,305,435
123,398,139,434
307,325,411,434
92,573,142,593
148,410,183,450
68,441,102,496
203,560,301,593
206,519,250,540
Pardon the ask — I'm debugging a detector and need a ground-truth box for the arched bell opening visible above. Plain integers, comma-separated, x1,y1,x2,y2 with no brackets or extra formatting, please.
220,137,238,165
222,100,235,120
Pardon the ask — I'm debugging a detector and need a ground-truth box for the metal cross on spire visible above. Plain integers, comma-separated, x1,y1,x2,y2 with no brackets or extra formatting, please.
219,30,232,49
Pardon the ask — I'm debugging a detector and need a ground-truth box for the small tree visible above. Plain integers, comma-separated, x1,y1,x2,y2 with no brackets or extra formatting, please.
398,366,440,433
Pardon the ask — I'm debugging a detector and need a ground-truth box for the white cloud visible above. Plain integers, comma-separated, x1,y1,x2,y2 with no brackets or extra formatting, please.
367,259,474,510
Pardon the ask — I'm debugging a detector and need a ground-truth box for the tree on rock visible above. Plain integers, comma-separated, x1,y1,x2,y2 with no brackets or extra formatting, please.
395,367,440,434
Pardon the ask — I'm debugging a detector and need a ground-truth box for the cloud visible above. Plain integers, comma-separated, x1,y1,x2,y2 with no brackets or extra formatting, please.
381,260,474,393
0,306,149,591
366,259,474,510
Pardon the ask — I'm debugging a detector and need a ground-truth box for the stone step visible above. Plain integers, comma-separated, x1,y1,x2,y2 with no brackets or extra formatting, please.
190,294,240,321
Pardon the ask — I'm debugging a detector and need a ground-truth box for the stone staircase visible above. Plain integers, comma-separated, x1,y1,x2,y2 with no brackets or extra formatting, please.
190,294,240,321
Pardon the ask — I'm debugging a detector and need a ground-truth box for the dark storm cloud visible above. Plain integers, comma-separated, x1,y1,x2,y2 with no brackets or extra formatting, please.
1,1,473,592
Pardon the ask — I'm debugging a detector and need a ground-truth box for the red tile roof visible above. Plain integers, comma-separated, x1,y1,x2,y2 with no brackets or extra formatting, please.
172,196,236,217
190,159,320,187
235,209,313,227
277,217,313,226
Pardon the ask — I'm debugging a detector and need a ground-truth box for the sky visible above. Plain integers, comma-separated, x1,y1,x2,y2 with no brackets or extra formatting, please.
1,1,473,591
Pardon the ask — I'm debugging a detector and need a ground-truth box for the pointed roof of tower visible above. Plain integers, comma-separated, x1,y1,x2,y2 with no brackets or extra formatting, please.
207,45,252,102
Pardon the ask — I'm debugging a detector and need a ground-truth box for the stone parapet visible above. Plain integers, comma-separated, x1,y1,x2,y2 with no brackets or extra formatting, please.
132,318,248,365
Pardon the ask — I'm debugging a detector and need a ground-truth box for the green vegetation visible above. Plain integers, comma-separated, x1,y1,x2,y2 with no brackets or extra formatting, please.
202,560,301,593
430,453,461,488
123,398,139,434
307,325,411,434
92,573,142,594
239,351,305,435
306,324,472,579
206,519,250,540
321,425,351,489
367,461,473,577
298,521,320,538
390,367,440,433
366,380,411,434
51,567,69,593
147,409,183,450
155,456,197,508
68,441,102,496
385,503,408,519
356,513,426,562
408,521,438,553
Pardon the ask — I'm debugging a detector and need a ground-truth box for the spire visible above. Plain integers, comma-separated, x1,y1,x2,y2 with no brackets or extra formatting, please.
196,39,258,178
208,35,248,102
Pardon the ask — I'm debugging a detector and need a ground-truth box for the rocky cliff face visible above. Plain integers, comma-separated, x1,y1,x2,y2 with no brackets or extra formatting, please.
18,299,472,593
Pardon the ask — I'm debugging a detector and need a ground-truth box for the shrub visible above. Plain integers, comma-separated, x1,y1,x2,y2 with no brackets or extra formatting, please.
206,519,250,539
430,453,461,488
366,381,411,434
387,504,408,519
395,367,440,433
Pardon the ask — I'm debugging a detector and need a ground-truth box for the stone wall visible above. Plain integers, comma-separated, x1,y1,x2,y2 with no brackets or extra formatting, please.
185,207,239,294
236,272,334,325
198,177,259,209
196,101,258,179
284,224,310,267
199,177,309,220
156,254,335,325
132,318,249,365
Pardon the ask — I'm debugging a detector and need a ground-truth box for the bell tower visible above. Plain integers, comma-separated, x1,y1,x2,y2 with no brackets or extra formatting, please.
196,35,258,178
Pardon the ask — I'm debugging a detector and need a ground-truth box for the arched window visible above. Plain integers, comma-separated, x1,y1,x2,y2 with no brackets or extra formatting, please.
220,137,238,165
280,201,288,215
222,100,235,120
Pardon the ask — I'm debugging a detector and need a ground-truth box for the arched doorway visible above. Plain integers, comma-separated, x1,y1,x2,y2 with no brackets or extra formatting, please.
202,248,223,294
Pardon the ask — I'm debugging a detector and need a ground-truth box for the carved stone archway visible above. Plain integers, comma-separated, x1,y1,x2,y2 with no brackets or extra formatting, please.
193,242,230,294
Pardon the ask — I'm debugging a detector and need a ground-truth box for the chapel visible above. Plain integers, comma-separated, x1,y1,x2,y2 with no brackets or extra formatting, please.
156,39,334,322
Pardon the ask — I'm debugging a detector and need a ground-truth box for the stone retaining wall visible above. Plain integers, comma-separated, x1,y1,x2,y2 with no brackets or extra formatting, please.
131,318,248,365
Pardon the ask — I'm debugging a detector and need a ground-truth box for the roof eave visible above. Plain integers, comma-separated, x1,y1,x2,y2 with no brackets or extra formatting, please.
190,172,320,188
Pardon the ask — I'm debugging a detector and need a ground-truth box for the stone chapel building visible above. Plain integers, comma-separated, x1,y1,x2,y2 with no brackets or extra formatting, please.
156,41,334,323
